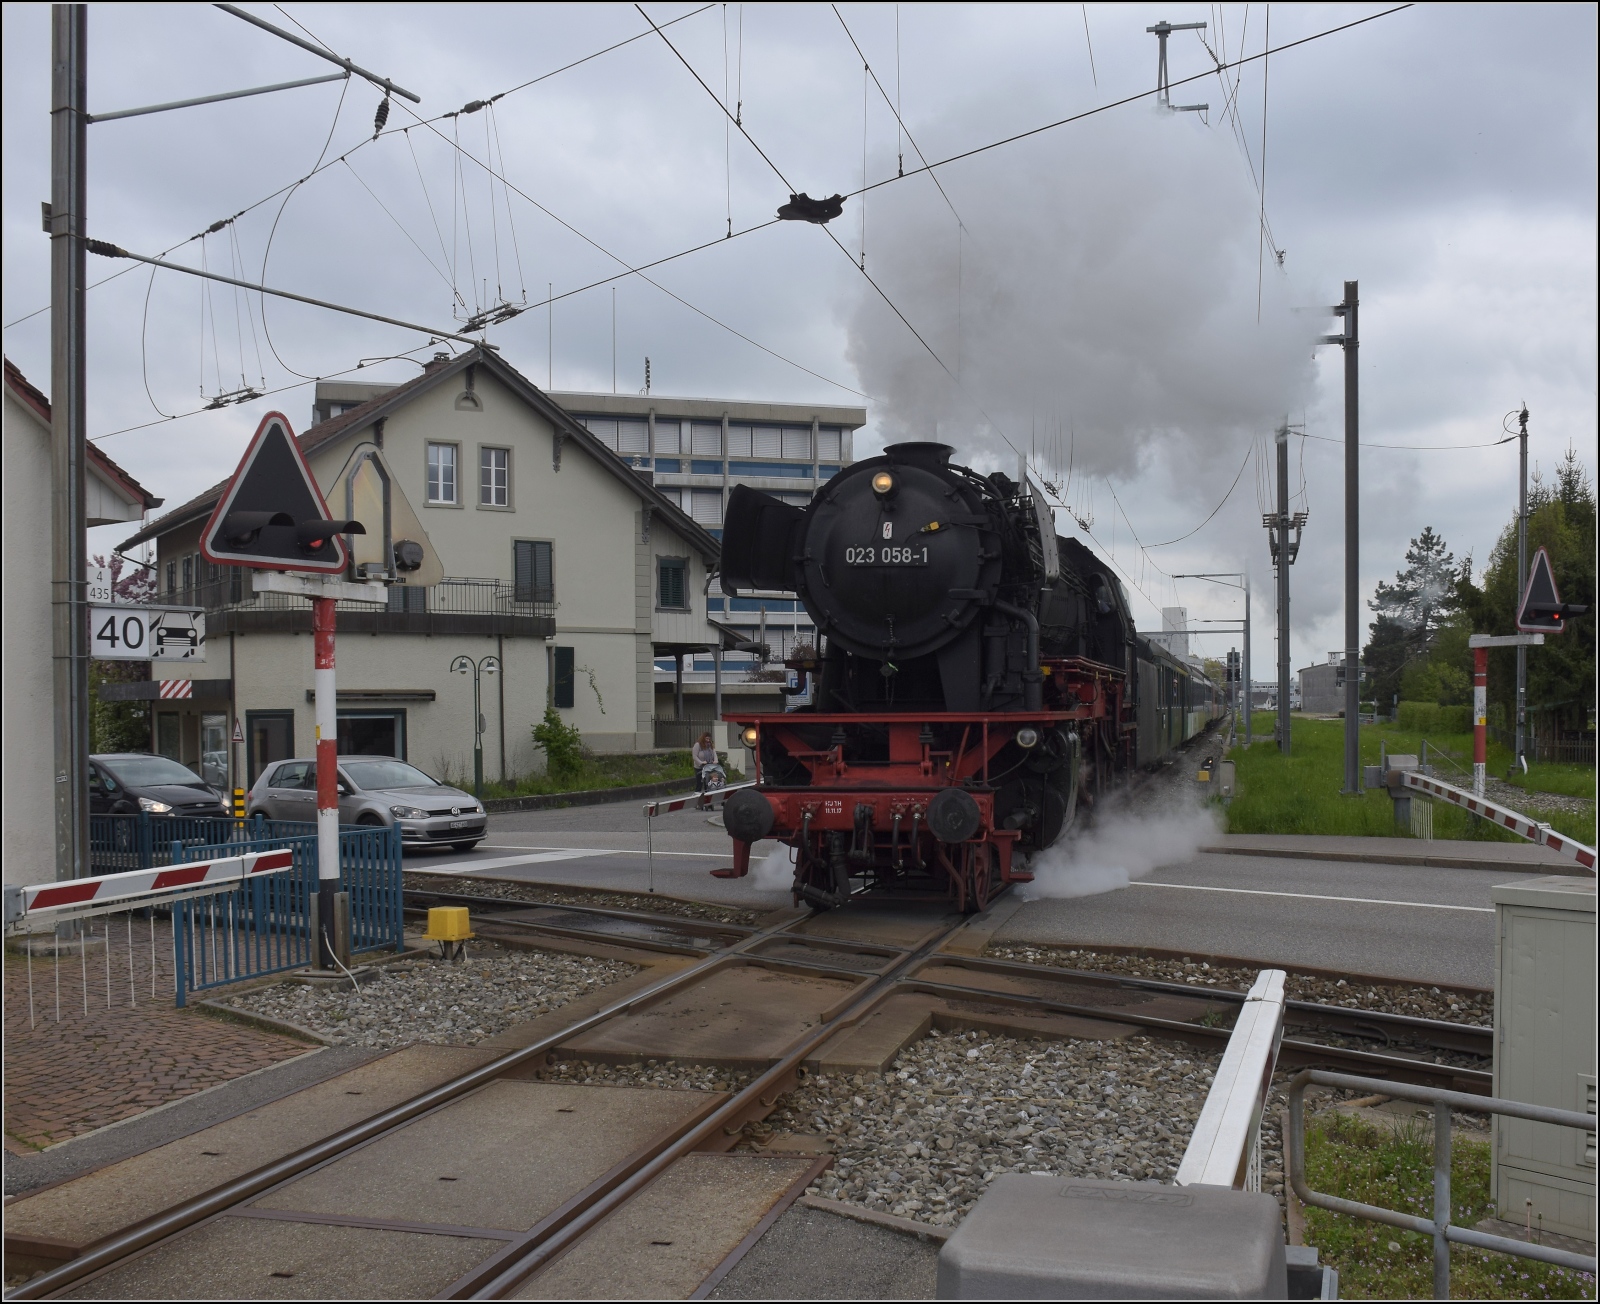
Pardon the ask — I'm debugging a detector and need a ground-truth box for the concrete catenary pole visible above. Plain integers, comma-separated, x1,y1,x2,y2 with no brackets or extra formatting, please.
1276,423,1291,755
1514,406,1529,772
1341,281,1361,794
50,4,90,889
1243,568,1252,745
313,597,339,969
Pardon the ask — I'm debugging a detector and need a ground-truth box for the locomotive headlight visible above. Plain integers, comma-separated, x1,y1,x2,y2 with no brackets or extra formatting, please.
741,725,760,748
1015,727,1040,749
870,470,896,498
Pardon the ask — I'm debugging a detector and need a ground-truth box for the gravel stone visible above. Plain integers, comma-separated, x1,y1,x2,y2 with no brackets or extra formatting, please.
988,945,1493,1025
224,943,636,1049
771,1029,1222,1229
536,1058,757,1094
404,872,760,927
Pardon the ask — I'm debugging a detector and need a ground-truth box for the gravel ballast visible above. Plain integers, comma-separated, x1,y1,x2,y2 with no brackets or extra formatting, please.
776,1028,1220,1228
223,944,637,1049
987,944,1493,1025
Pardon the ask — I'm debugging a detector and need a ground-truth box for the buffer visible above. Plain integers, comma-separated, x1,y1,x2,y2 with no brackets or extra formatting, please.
199,411,363,572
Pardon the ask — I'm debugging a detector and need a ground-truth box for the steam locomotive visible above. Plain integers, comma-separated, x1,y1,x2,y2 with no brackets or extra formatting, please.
715,442,1222,911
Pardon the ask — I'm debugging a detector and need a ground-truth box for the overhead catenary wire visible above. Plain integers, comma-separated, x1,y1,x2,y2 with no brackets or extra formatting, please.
1146,442,1254,547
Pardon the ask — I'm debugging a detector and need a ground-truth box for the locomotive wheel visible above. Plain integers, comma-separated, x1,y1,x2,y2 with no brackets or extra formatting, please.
965,843,993,915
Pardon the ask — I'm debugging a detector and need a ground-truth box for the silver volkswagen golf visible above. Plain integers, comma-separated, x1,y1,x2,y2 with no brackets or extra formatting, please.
247,756,486,851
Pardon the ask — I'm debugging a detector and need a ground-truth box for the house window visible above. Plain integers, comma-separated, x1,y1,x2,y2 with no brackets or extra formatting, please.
690,422,722,456
618,420,649,455
818,427,842,460
751,424,781,458
480,447,509,507
727,423,752,457
658,557,688,610
552,645,575,710
166,560,176,597
181,555,193,604
690,489,723,526
427,442,458,504
514,539,554,603
782,426,811,460
654,420,681,455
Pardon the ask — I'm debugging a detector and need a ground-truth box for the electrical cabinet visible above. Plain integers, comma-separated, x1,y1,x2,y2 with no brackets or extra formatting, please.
1492,875,1596,1242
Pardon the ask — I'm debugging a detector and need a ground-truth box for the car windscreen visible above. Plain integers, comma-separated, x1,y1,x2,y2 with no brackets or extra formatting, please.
341,760,442,791
103,756,208,787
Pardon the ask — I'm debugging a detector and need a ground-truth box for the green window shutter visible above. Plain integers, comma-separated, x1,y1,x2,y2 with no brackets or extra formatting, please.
659,558,686,609
553,646,575,709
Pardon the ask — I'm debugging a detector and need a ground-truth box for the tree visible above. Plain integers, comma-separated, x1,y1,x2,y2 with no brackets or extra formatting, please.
1370,526,1461,644
89,554,159,753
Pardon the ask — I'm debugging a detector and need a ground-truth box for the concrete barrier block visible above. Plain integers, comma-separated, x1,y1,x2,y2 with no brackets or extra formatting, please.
936,1175,1287,1300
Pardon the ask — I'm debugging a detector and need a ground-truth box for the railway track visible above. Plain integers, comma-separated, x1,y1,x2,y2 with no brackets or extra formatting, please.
9,887,1493,1300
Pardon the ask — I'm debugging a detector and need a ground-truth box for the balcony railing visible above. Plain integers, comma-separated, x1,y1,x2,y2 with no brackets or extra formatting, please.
179,575,555,638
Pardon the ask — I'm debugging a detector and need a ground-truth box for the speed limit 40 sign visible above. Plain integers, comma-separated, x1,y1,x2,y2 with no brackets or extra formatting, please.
90,607,206,662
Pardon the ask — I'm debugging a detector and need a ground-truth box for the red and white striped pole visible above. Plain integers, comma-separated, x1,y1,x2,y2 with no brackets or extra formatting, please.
1472,645,1488,797
313,594,339,968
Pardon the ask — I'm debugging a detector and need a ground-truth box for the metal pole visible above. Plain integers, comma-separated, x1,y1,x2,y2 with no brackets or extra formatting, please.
713,642,723,722
1342,280,1361,793
1276,423,1291,756
1433,1104,1452,1299
1515,407,1528,773
1473,647,1488,796
313,595,339,969
50,3,90,895
1243,570,1252,746
472,662,483,802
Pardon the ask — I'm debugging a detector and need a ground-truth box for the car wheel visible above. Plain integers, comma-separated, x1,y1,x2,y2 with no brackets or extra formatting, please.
452,840,481,852
356,814,384,826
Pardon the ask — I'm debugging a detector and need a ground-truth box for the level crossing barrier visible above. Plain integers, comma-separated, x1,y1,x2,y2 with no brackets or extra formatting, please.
642,780,758,892
1288,1069,1598,1296
1175,968,1288,1191
170,824,403,1004
1392,770,1597,871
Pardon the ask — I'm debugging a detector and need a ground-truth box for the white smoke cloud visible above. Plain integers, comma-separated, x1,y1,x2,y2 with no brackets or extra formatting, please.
1021,800,1221,900
752,841,797,892
845,103,1319,491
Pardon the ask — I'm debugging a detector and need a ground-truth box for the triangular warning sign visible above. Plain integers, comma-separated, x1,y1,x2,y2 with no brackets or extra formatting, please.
200,412,363,573
1517,546,1565,633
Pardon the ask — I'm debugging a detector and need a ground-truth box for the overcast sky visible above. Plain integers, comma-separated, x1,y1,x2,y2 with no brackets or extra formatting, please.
4,2,1594,677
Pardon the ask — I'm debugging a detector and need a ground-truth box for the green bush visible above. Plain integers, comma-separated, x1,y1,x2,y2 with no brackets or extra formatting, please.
532,707,585,780
1396,701,1468,735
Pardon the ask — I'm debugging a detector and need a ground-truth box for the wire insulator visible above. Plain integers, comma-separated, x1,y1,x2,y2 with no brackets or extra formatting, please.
372,95,390,139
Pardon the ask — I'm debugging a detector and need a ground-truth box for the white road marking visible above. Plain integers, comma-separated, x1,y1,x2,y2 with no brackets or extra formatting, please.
1131,882,1493,913
413,850,606,876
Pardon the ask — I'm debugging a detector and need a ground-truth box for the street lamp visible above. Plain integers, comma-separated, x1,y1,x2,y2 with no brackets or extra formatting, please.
1172,572,1252,746
449,654,500,800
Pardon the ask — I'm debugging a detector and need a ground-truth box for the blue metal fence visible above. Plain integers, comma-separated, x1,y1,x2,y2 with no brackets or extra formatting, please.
170,824,404,1006
90,813,318,873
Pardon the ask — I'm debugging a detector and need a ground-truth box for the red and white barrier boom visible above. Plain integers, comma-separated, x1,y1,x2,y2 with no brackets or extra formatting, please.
4,849,295,928
1397,770,1597,873
642,780,758,892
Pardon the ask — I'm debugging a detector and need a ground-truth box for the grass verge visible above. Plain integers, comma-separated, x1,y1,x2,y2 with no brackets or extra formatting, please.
1228,716,1595,845
474,750,741,801
1302,1112,1596,1300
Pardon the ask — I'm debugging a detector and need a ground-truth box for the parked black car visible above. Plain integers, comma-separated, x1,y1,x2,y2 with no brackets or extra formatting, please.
89,754,230,818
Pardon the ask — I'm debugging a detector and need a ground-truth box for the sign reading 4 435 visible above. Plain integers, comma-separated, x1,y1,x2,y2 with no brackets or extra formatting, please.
90,607,206,662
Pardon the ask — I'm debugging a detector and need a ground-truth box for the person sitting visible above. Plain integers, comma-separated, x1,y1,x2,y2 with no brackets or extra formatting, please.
692,732,720,791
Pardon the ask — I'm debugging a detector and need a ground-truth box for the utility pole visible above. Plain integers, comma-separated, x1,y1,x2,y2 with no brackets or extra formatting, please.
1172,571,1251,744
1514,405,1529,773
50,3,89,891
1275,423,1291,754
1318,281,1360,793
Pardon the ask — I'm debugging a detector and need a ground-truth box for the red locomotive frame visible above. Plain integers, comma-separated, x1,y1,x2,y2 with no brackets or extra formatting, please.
718,655,1127,912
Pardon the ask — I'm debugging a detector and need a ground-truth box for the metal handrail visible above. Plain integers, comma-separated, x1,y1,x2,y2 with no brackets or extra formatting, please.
1175,968,1286,1189
1288,1068,1598,1296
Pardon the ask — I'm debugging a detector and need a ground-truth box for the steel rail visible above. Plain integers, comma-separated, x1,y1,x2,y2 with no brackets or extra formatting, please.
930,954,1492,1055
896,976,1492,1093
4,908,814,1300
454,916,974,1298
402,886,757,936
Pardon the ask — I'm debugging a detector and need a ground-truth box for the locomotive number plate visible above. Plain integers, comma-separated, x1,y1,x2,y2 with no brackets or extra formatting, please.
844,546,928,566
